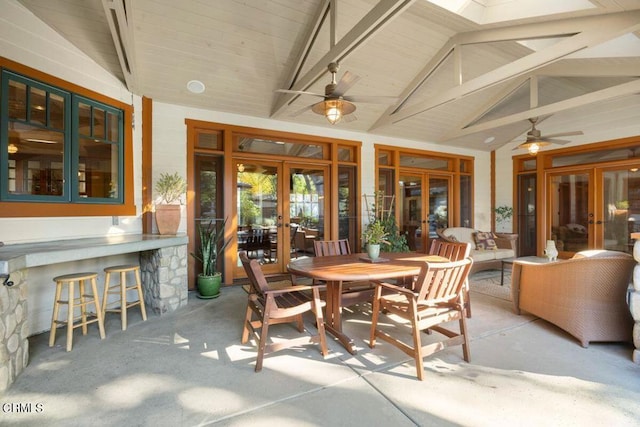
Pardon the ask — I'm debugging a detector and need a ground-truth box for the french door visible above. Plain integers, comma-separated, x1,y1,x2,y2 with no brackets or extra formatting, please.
398,172,451,252
234,159,328,276
547,165,640,255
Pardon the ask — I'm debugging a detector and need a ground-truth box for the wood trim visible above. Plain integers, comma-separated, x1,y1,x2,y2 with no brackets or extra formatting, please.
141,96,153,233
491,150,496,232
184,119,362,148
185,119,361,284
373,143,474,229
0,57,135,218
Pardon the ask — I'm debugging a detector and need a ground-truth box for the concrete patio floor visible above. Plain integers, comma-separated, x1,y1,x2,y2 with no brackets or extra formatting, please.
2,280,639,426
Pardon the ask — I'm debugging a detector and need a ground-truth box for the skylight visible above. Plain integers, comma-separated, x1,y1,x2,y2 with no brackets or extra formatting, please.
426,0,596,25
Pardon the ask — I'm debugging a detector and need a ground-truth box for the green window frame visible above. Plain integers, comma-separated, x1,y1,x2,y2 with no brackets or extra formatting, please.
1,70,124,204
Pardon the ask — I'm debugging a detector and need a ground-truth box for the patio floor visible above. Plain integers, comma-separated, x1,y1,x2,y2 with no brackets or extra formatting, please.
2,276,640,426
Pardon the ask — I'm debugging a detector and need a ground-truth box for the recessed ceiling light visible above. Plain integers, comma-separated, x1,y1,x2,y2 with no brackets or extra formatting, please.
187,80,205,94
484,136,495,144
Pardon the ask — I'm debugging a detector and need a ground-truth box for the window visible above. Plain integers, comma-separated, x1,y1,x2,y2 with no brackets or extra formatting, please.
0,59,133,217
1,71,123,203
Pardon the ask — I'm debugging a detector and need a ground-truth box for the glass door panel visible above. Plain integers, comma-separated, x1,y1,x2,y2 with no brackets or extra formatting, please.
236,161,281,275
549,171,592,254
338,166,357,250
517,173,537,256
399,174,423,251
428,176,450,241
599,167,640,254
288,164,328,257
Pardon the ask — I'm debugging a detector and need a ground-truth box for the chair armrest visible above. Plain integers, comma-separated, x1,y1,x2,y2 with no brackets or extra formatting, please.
372,280,417,298
264,284,313,295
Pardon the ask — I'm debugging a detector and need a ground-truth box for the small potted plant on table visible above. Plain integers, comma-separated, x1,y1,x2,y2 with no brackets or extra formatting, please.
362,220,388,261
191,218,230,299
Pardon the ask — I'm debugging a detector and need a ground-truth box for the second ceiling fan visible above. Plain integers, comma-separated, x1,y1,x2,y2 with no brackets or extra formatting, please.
277,62,397,124
515,117,583,155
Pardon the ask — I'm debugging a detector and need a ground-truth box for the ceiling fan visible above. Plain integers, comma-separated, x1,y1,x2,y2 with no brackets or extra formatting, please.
514,117,583,155
276,62,397,124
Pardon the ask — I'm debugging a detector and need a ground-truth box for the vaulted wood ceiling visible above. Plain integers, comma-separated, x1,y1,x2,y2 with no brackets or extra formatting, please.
17,0,640,152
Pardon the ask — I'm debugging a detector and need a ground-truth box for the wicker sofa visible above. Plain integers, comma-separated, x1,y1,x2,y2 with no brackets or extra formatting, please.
437,227,518,274
511,250,634,347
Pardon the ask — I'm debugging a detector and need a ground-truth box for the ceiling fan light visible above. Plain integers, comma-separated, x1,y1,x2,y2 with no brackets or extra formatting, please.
528,143,540,155
312,98,356,125
8,143,18,154
325,99,343,124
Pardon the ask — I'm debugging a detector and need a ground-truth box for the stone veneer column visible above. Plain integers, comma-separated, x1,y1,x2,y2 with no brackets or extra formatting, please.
631,233,640,364
0,269,29,392
140,245,188,315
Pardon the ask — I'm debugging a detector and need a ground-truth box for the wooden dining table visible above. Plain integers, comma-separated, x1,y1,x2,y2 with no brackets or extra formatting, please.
287,252,450,354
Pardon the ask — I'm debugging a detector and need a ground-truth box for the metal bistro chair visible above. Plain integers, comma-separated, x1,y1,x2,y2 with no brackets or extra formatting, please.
369,258,474,381
429,239,472,317
313,239,376,307
239,252,328,372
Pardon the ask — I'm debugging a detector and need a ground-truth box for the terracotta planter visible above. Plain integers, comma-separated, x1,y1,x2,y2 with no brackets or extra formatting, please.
155,204,181,235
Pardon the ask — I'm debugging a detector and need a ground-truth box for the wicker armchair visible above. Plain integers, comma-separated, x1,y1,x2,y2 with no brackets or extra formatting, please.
511,250,634,347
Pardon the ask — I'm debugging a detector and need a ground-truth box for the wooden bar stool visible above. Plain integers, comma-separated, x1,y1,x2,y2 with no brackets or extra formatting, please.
102,264,147,331
49,272,106,352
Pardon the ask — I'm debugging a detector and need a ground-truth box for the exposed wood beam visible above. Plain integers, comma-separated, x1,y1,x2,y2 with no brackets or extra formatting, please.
102,0,138,91
445,79,640,140
372,10,640,129
280,0,331,91
537,59,640,76
271,0,417,117
371,39,456,129
444,77,529,140
456,10,640,44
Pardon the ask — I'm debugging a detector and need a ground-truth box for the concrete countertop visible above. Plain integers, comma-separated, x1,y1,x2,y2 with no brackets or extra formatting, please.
0,234,188,274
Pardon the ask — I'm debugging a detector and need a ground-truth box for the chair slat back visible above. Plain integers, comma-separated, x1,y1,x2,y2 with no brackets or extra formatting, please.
428,240,471,261
314,239,351,257
415,258,473,303
239,251,270,295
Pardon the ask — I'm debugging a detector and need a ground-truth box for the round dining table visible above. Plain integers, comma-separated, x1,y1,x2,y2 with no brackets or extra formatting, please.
287,252,449,354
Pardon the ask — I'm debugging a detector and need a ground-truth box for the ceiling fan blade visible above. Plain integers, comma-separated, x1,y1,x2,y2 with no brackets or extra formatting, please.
342,113,358,123
545,138,571,145
542,131,583,139
333,70,360,96
343,95,398,104
288,104,314,117
276,89,325,98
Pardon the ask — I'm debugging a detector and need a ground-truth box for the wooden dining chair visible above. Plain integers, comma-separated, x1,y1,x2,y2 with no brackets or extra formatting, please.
239,252,328,372
313,239,376,307
369,258,474,380
429,240,473,317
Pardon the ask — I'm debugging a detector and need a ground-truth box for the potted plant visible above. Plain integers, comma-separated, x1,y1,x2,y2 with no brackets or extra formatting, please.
362,220,388,260
190,218,231,298
494,205,513,233
154,172,187,235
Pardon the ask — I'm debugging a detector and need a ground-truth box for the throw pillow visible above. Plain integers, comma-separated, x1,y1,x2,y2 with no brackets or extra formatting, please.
444,234,459,242
473,231,497,250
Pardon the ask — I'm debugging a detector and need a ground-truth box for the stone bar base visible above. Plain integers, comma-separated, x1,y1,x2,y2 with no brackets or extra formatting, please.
140,245,188,315
0,269,28,392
